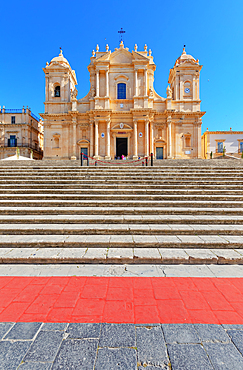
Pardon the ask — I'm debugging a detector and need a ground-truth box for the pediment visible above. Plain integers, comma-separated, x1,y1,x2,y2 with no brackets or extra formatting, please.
111,123,133,131
77,139,90,144
110,49,133,64
155,138,167,143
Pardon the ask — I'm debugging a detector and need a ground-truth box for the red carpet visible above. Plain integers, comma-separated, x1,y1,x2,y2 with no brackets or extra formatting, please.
0,276,243,324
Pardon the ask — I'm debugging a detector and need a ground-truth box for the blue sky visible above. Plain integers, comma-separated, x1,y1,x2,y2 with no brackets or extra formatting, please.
0,0,242,132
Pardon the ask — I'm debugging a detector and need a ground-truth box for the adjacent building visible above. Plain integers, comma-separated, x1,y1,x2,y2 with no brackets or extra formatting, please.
201,129,243,159
41,43,205,160
0,107,43,160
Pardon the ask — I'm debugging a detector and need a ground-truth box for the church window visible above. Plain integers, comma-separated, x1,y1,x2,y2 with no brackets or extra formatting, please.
117,83,126,99
217,142,223,153
54,85,60,97
240,142,243,152
11,116,15,124
54,137,59,148
185,136,191,147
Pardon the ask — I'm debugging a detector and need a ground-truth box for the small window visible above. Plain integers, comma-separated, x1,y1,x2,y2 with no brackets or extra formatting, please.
54,85,60,97
218,142,223,153
240,142,243,152
117,83,126,99
11,116,15,124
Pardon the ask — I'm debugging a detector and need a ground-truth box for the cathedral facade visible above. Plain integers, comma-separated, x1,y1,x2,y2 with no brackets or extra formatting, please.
41,42,205,160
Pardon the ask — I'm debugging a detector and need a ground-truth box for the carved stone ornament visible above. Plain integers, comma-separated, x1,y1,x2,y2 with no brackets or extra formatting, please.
149,88,154,98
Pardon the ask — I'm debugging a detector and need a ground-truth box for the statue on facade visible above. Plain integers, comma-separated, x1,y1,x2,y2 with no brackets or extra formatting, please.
166,85,172,98
91,86,96,97
149,88,154,98
71,87,78,101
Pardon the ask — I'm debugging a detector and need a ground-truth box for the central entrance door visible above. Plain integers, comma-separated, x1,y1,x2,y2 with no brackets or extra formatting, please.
116,138,128,158
156,147,163,159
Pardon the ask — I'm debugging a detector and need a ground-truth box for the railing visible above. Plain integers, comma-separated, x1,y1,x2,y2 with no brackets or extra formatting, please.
3,109,23,113
0,143,43,152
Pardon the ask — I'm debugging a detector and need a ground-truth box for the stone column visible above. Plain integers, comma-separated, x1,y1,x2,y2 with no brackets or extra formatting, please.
133,119,138,159
89,120,94,157
106,70,109,97
105,118,111,159
96,70,99,97
150,120,154,156
175,75,179,100
128,134,131,157
94,119,99,158
197,120,202,158
134,69,138,96
71,117,77,159
145,119,149,157
144,69,148,96
193,76,196,100
167,117,172,159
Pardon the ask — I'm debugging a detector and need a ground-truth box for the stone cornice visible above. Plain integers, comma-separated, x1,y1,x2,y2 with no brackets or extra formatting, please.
203,131,243,135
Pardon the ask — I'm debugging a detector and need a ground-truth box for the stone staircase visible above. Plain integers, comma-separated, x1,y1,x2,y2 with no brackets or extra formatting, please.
0,160,243,265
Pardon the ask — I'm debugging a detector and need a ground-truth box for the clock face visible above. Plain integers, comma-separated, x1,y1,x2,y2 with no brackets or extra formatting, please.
184,88,190,94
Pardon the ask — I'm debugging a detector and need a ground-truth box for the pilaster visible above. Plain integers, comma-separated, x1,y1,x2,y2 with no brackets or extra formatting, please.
105,118,111,159
133,119,138,159
167,116,172,159
94,118,99,159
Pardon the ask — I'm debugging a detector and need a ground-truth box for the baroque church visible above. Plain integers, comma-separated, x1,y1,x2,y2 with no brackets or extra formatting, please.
41,42,205,160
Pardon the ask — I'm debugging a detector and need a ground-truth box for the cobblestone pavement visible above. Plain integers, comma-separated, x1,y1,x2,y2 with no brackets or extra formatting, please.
1,322,243,369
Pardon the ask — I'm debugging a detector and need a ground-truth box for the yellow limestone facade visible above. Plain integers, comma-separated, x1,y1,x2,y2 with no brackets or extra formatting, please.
41,43,205,160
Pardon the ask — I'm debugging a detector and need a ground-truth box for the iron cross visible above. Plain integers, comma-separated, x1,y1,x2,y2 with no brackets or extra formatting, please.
118,28,125,42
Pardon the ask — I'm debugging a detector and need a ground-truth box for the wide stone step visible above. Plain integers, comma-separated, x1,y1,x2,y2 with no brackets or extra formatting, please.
1,188,243,195
1,194,243,201
0,184,242,191
1,223,243,235
0,214,242,224
1,179,243,185
1,173,243,179
1,206,243,215
0,234,243,248
0,247,242,264
0,200,242,208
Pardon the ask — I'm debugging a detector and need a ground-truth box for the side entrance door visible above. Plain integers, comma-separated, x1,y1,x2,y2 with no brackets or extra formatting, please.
81,148,88,159
156,147,163,159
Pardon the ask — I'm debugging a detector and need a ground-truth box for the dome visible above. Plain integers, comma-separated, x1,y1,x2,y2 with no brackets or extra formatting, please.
175,47,197,66
50,49,70,66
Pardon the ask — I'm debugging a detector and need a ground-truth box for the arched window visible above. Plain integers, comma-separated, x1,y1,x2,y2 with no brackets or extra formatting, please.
117,83,126,99
54,85,60,97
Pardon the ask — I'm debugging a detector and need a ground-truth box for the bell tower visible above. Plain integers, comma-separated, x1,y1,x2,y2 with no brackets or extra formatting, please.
168,46,202,111
43,49,77,114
